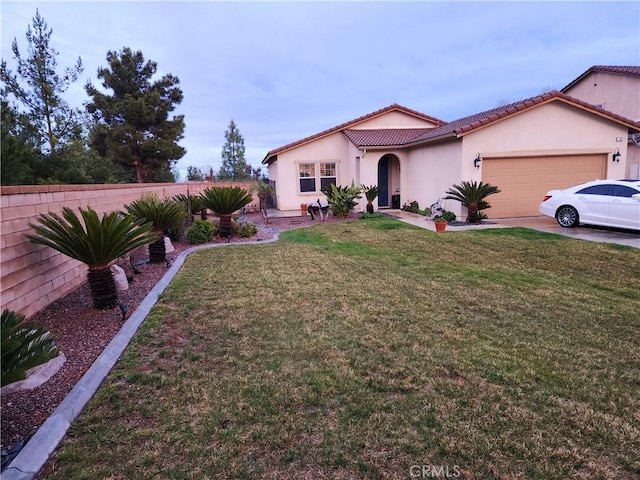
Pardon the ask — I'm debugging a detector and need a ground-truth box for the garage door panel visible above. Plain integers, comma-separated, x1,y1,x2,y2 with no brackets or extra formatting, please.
483,155,605,217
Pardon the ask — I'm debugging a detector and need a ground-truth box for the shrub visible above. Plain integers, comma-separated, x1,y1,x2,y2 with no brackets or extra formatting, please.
322,181,362,218
186,219,216,244
1,309,60,386
402,200,420,214
232,219,258,238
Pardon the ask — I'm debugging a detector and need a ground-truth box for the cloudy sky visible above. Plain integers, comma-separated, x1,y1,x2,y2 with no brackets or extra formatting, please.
2,1,639,180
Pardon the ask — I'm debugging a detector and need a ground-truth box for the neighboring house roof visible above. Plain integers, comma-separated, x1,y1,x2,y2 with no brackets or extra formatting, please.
262,104,446,164
342,128,436,148
561,65,640,92
404,90,640,147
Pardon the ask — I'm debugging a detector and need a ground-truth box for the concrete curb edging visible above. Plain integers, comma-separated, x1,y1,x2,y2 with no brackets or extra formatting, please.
1,235,280,480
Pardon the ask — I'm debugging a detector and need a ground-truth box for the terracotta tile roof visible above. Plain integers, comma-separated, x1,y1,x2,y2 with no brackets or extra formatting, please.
561,65,640,92
405,90,640,146
262,104,446,164
342,128,436,147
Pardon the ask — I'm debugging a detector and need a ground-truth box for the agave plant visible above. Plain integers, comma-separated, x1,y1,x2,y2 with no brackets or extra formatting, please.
361,185,382,214
27,207,157,309
199,186,254,237
1,309,60,386
444,180,501,224
125,196,188,263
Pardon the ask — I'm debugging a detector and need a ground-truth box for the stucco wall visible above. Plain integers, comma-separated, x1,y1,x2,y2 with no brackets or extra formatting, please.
0,181,257,319
273,133,349,210
564,72,640,122
463,102,630,179
405,141,463,216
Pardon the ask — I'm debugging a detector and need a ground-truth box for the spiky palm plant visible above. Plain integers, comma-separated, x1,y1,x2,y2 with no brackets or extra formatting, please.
125,197,188,263
361,185,382,214
444,180,501,224
174,193,208,220
199,186,253,237
1,309,60,386
27,207,157,309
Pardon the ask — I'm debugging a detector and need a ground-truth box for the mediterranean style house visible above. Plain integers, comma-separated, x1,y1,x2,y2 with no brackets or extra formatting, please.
262,66,640,219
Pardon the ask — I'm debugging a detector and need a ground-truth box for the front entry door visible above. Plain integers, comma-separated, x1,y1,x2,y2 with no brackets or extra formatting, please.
378,156,389,207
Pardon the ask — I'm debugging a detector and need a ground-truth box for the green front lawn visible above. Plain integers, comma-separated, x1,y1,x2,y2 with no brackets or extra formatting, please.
43,219,640,479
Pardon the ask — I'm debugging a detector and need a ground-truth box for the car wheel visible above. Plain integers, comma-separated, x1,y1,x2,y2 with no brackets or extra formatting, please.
556,206,579,228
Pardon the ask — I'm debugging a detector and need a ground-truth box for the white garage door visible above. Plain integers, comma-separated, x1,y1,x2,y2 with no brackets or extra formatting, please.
482,154,606,218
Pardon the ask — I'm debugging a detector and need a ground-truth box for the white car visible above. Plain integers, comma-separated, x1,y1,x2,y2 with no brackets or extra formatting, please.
539,179,640,230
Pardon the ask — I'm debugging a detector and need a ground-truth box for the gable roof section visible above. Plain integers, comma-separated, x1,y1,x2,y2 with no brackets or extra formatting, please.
404,90,640,147
561,65,640,92
262,104,446,164
342,128,436,148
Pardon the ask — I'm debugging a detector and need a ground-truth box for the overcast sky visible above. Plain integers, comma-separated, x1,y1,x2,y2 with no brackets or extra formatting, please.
2,1,639,180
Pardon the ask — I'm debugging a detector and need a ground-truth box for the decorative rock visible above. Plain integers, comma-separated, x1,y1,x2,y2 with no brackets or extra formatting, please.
111,264,129,291
0,353,67,395
164,236,175,253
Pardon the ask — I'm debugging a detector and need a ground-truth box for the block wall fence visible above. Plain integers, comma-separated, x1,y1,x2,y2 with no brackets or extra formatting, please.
0,181,258,319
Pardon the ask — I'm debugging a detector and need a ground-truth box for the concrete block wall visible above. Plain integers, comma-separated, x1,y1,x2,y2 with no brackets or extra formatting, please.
0,181,257,319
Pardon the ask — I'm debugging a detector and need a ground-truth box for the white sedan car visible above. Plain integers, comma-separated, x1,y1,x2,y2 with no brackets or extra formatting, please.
539,179,640,230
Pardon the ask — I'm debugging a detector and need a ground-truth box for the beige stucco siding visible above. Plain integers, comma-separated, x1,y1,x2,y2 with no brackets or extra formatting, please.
271,132,351,210
564,72,640,122
406,141,463,216
464,102,629,179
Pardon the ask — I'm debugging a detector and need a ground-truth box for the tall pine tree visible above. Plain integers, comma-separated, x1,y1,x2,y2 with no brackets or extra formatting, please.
218,119,250,181
1,9,84,155
85,47,185,183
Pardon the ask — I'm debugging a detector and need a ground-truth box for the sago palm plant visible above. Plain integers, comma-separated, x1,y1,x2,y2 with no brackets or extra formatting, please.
1,309,59,386
27,207,157,309
199,186,254,237
174,193,208,220
444,180,501,224
361,185,382,214
125,196,188,263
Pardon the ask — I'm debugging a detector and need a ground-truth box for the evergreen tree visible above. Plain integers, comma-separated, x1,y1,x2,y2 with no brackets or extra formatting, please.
186,166,204,181
218,119,250,181
0,97,40,185
0,9,84,155
85,47,186,183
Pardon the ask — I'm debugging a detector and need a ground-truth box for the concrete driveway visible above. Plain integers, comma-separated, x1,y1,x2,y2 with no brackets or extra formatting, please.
494,216,640,248
387,210,639,248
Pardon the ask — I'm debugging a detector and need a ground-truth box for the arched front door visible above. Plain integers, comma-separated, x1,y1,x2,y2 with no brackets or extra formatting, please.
377,154,400,208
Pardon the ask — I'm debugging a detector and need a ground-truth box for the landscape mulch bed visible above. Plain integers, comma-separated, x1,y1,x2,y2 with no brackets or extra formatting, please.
1,212,355,455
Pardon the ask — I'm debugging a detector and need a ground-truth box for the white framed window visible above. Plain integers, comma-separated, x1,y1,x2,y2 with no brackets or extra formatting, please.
298,161,337,193
299,163,316,192
320,162,336,191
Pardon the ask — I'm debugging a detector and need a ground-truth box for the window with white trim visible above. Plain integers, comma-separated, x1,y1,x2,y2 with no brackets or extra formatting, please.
320,162,336,191
299,163,316,192
298,161,337,193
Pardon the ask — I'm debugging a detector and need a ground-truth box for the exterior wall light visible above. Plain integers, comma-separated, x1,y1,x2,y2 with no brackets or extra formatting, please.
612,148,621,163
473,154,482,168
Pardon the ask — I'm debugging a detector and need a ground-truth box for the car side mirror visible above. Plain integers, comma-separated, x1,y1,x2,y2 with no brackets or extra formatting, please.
632,194,640,201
